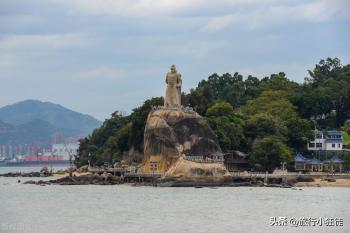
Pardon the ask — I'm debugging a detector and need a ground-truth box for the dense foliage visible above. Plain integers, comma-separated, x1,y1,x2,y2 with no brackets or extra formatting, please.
76,58,350,171
206,102,245,152
75,98,163,167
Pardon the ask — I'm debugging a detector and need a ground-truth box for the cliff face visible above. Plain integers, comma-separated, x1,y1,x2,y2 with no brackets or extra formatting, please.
139,108,222,173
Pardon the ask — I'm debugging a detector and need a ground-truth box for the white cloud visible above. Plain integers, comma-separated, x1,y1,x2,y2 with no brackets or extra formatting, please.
52,0,290,17
270,0,350,22
0,0,348,119
56,0,203,16
201,0,350,32
0,34,89,49
81,66,123,79
202,15,236,32
54,0,350,20
0,60,15,69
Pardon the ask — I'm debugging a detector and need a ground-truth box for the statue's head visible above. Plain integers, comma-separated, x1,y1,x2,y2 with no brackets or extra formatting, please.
170,64,177,73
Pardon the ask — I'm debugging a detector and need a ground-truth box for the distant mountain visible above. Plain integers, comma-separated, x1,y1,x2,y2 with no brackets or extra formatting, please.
0,119,57,145
0,100,101,145
0,120,14,133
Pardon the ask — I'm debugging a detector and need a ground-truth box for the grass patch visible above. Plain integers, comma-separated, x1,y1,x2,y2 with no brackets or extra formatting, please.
343,132,350,144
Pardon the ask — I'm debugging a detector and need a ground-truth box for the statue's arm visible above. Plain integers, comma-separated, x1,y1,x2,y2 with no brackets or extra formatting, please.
166,73,169,84
177,74,182,87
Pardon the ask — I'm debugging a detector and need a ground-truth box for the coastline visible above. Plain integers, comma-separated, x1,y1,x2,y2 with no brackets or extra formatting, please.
22,172,350,187
2,168,350,187
295,178,350,187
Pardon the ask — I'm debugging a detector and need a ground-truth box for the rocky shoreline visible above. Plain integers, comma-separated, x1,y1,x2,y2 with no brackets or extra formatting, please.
0,171,52,177
23,174,122,185
20,174,345,187
2,169,346,187
0,166,63,178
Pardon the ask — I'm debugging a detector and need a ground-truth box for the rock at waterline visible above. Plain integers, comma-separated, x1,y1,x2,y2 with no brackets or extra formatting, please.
23,174,122,185
162,157,231,184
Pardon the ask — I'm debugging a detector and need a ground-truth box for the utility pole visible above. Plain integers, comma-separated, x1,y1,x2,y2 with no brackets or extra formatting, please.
280,162,286,171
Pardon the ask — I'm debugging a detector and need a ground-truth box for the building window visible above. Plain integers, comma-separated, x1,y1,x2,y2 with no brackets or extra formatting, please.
150,161,158,172
338,144,341,148
316,143,322,148
309,143,315,148
332,144,335,148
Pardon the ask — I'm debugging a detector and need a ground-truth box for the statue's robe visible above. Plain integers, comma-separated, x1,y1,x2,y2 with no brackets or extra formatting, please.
165,72,182,107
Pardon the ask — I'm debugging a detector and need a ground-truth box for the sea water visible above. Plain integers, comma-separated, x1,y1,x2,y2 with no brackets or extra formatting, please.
0,167,349,233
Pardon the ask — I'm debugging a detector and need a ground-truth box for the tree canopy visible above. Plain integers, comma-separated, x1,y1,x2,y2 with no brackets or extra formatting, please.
206,102,245,152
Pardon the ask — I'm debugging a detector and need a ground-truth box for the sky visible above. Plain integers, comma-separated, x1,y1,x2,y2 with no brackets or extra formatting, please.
0,0,349,121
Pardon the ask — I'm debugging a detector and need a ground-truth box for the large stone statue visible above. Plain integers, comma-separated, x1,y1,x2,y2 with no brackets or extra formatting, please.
139,65,229,185
164,64,182,107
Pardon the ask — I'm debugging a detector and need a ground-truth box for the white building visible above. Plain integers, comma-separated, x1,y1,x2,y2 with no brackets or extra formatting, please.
307,130,343,152
51,143,79,160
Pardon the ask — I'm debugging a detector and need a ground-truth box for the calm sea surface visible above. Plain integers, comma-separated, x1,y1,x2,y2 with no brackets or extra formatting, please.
0,167,349,233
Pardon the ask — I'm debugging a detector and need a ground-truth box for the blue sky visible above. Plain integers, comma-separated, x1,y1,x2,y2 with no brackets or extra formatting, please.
0,0,349,120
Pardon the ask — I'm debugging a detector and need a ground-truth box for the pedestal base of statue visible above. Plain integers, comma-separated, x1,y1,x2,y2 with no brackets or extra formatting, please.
138,106,229,183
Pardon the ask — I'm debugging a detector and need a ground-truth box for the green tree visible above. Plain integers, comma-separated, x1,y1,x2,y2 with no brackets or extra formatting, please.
75,137,91,167
187,85,215,115
206,102,245,151
129,97,163,151
306,57,342,87
241,90,298,122
75,111,129,166
243,75,260,102
241,90,313,153
244,113,287,140
251,136,292,173
306,58,350,127
206,101,234,117
285,117,313,151
342,120,350,134
291,88,333,119
186,72,250,114
260,72,299,93
98,122,132,165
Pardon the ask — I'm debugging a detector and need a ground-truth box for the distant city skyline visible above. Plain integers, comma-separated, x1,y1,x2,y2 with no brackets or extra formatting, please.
1,0,349,120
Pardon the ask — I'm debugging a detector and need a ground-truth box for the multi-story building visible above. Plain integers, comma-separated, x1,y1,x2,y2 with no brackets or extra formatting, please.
307,130,343,152
51,143,79,160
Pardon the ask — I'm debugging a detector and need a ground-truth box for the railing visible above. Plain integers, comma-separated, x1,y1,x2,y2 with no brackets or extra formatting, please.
151,105,196,113
183,155,224,163
124,172,163,178
88,166,137,173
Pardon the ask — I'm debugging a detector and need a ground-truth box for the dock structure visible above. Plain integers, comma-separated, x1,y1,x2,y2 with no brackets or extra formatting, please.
87,166,163,183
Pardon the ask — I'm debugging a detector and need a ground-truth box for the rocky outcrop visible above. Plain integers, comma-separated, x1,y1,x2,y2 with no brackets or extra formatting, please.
161,157,231,185
0,171,52,177
139,108,223,173
23,174,122,185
